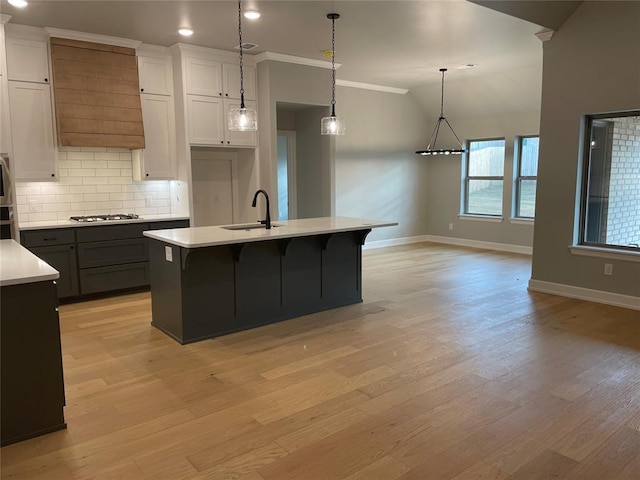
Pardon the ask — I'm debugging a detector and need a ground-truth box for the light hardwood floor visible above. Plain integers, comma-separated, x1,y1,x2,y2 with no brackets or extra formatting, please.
2,243,639,479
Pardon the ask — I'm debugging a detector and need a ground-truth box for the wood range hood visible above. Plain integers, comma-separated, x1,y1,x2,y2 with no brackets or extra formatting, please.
50,37,145,150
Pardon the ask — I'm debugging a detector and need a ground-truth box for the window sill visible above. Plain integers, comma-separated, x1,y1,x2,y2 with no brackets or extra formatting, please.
459,214,503,223
509,218,534,225
569,245,640,263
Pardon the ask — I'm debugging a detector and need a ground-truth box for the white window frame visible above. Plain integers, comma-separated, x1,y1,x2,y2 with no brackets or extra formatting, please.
514,135,539,220
462,138,506,218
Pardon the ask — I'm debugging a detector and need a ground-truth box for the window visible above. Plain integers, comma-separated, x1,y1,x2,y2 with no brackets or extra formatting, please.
463,139,505,216
515,136,539,218
580,111,640,250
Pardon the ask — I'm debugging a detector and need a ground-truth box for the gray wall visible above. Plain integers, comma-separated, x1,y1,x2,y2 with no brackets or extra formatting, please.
334,87,428,242
531,1,640,297
425,111,540,247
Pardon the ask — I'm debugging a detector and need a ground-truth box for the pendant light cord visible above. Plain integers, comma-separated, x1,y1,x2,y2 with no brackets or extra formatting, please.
330,14,337,117
439,68,445,118
237,0,245,108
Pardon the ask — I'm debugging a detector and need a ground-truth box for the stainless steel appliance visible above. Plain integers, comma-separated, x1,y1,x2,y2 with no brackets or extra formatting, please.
69,214,140,222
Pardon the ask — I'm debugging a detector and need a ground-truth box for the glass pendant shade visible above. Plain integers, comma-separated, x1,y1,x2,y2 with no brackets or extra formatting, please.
228,106,257,131
321,115,345,135
321,13,344,136
229,0,257,132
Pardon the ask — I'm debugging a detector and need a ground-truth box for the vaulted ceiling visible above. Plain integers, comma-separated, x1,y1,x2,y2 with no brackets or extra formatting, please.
2,0,584,118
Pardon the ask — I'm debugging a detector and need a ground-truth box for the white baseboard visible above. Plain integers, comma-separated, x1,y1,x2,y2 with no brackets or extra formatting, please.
528,279,640,311
364,234,532,255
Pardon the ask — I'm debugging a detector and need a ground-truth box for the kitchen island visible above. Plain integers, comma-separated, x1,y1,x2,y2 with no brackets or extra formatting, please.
0,240,66,446
143,217,397,344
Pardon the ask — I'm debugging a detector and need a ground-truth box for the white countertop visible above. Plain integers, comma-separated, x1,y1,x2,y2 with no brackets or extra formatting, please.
0,239,59,287
143,217,398,248
19,214,190,231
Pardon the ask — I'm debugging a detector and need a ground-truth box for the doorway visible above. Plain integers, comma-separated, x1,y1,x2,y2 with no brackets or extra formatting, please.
277,130,297,220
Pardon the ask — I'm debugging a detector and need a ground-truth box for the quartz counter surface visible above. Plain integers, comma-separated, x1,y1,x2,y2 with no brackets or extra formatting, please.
0,240,59,287
143,217,397,248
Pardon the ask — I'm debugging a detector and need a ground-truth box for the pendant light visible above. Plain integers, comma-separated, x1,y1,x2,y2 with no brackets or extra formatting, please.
228,0,257,131
321,13,345,135
416,68,465,156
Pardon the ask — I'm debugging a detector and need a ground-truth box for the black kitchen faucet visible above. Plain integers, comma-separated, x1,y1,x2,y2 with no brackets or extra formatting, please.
252,189,271,229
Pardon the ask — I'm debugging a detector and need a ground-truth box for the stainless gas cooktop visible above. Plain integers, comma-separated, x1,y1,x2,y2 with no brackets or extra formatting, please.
69,214,140,222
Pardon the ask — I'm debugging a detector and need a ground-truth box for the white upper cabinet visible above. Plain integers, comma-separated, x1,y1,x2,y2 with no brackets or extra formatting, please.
5,37,50,84
133,94,176,180
222,63,255,100
137,55,173,96
8,81,57,180
185,57,223,97
187,95,224,145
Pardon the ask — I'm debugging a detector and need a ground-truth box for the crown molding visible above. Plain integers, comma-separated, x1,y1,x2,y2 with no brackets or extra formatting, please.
336,79,408,95
535,29,554,42
44,27,142,48
1,14,12,25
254,51,340,70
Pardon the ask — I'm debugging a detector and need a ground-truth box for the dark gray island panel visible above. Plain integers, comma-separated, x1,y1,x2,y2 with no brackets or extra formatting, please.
147,229,371,344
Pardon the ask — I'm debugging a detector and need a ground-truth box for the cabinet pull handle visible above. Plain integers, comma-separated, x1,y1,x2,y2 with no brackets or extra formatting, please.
44,78,48,82
145,173,149,177
220,141,224,144
225,93,229,96
70,245,74,250
44,237,58,241
219,92,222,96
141,88,144,92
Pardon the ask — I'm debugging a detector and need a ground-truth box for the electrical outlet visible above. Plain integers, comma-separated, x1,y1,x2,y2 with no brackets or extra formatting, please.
448,223,454,231
145,196,153,207
604,263,613,276
28,199,41,213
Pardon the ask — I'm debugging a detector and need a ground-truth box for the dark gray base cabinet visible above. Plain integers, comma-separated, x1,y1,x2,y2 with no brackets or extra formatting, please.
1,280,66,446
21,219,189,301
149,230,370,344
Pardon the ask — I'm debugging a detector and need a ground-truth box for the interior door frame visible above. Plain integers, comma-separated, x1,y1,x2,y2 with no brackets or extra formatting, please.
277,130,297,220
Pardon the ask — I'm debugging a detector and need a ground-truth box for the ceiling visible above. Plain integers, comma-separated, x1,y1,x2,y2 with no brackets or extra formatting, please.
1,0,583,118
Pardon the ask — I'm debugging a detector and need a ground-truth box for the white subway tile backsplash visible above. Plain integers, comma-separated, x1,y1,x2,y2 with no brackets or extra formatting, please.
67,151,96,161
96,185,123,193
58,160,82,169
81,160,109,169
69,186,98,194
18,148,173,220
107,161,133,169
95,152,121,161
43,203,71,212
83,193,110,202
82,177,110,185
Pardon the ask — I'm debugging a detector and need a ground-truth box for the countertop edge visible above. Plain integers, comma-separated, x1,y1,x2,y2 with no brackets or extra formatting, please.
143,218,398,248
0,240,60,287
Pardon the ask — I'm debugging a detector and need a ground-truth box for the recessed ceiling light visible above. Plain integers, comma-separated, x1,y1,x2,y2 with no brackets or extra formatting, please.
8,0,28,8
178,28,194,37
455,63,477,70
243,10,261,20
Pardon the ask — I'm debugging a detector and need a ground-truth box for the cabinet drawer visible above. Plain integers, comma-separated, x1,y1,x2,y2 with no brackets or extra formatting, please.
21,229,75,247
148,220,189,230
79,262,149,295
76,223,149,242
78,238,148,268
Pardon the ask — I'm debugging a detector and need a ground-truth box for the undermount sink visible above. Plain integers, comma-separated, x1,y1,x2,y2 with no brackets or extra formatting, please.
221,223,280,231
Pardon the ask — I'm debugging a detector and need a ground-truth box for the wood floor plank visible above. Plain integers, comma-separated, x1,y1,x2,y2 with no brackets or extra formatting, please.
1,243,638,480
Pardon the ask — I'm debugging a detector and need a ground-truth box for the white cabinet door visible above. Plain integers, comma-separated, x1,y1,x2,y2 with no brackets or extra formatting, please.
6,37,50,84
185,57,222,97
187,95,224,145
0,24,12,156
8,81,56,181
223,99,257,147
222,63,256,100
133,94,176,180
138,56,173,96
